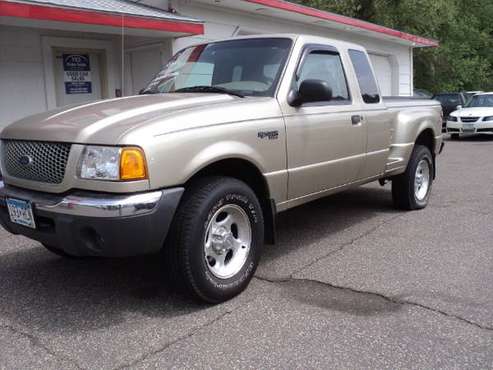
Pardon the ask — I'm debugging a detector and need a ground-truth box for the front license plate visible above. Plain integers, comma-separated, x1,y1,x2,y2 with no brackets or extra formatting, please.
6,198,36,229
463,124,475,131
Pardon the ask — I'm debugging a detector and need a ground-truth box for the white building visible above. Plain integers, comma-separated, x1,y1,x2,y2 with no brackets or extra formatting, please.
0,0,438,128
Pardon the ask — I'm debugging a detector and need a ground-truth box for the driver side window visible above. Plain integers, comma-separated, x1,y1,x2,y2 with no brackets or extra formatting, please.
297,50,350,103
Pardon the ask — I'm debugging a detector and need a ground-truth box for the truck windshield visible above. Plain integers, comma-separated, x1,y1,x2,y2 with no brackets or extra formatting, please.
141,38,293,97
466,95,493,107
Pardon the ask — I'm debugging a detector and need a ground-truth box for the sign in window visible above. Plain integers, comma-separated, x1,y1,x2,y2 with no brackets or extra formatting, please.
63,54,92,95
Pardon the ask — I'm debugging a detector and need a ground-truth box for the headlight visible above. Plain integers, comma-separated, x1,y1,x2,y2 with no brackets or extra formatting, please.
79,146,148,181
483,116,493,122
448,116,458,122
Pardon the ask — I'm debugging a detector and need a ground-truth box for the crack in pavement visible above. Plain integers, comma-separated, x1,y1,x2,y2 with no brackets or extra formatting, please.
254,276,493,332
256,211,493,333
0,323,84,369
286,214,403,278
112,216,403,368
114,297,258,370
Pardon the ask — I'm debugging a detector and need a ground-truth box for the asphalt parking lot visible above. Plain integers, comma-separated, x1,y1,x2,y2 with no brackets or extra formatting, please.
1,135,493,369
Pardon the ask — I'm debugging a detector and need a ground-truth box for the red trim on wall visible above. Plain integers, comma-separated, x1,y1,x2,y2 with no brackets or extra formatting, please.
0,1,204,34
245,0,438,47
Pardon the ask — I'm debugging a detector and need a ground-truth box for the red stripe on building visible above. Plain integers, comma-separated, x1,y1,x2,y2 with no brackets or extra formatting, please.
245,0,438,47
0,1,204,34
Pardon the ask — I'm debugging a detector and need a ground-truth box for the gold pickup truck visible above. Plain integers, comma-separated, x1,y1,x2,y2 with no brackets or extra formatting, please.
0,35,443,303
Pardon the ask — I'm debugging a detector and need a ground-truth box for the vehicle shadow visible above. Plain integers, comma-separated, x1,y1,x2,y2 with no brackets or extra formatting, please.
262,185,398,263
0,246,205,334
0,185,398,333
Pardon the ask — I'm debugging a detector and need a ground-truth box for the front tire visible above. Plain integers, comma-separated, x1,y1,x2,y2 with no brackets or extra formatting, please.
450,133,460,140
392,145,434,210
165,177,264,303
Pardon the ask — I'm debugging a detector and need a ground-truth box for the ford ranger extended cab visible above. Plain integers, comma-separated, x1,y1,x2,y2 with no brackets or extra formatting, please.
0,35,443,303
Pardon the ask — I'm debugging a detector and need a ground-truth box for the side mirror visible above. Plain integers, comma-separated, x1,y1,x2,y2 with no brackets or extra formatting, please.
288,79,333,107
456,105,462,110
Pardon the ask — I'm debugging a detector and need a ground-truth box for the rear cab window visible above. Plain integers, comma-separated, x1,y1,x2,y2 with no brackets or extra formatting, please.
348,49,381,104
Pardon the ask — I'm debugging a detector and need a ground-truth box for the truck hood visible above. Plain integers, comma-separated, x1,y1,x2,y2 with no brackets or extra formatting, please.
450,107,493,117
0,94,246,144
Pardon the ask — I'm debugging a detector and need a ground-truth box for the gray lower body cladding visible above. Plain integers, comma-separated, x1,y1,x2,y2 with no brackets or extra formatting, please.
0,183,184,257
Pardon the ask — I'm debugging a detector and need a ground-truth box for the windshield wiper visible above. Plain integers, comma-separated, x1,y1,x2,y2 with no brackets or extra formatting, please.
174,86,244,98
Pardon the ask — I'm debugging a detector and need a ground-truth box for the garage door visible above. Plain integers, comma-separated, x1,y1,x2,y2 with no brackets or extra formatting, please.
369,54,392,96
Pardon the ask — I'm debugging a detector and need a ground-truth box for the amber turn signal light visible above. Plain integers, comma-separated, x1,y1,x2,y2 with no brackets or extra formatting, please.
120,147,148,181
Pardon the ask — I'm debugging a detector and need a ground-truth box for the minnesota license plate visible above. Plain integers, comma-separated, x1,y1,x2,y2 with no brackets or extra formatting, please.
6,198,36,229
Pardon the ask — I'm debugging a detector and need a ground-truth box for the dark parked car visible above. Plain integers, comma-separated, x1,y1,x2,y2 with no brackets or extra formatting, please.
432,92,467,129
414,88,433,99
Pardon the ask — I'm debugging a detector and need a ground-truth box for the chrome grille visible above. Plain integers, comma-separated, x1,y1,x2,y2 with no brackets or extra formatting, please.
460,117,479,123
1,140,71,184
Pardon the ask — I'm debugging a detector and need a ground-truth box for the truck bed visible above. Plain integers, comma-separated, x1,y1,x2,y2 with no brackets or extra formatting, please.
383,96,440,109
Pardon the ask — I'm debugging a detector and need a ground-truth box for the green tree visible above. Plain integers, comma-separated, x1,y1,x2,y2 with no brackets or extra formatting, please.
292,0,493,93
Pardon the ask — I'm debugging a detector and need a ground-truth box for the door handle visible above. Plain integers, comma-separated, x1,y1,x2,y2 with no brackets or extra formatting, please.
351,115,363,125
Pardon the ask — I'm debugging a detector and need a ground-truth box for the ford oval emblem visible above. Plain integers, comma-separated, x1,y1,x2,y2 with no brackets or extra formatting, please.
19,155,33,167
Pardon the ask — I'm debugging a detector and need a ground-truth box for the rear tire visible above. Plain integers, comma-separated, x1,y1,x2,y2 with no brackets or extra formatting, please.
165,176,264,303
450,133,460,140
392,145,434,210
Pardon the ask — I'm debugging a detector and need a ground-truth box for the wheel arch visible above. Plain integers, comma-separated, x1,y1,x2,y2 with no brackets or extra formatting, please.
415,128,436,178
185,157,277,244
415,128,435,152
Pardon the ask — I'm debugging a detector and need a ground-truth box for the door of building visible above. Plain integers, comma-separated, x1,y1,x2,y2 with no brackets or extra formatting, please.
127,47,163,95
54,49,104,107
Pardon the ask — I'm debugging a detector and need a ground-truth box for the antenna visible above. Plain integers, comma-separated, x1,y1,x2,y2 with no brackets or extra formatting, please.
121,13,125,97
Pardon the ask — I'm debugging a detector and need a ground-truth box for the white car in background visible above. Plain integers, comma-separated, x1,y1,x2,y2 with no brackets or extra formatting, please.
447,92,493,139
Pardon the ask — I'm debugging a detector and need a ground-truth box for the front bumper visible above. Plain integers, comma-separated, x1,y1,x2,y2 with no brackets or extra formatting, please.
0,181,184,257
446,120,493,134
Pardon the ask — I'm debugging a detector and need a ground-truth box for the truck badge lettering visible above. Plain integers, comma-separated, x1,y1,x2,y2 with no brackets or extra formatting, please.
258,130,279,140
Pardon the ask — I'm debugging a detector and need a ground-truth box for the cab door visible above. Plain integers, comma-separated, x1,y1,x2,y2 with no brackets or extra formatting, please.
281,45,366,200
